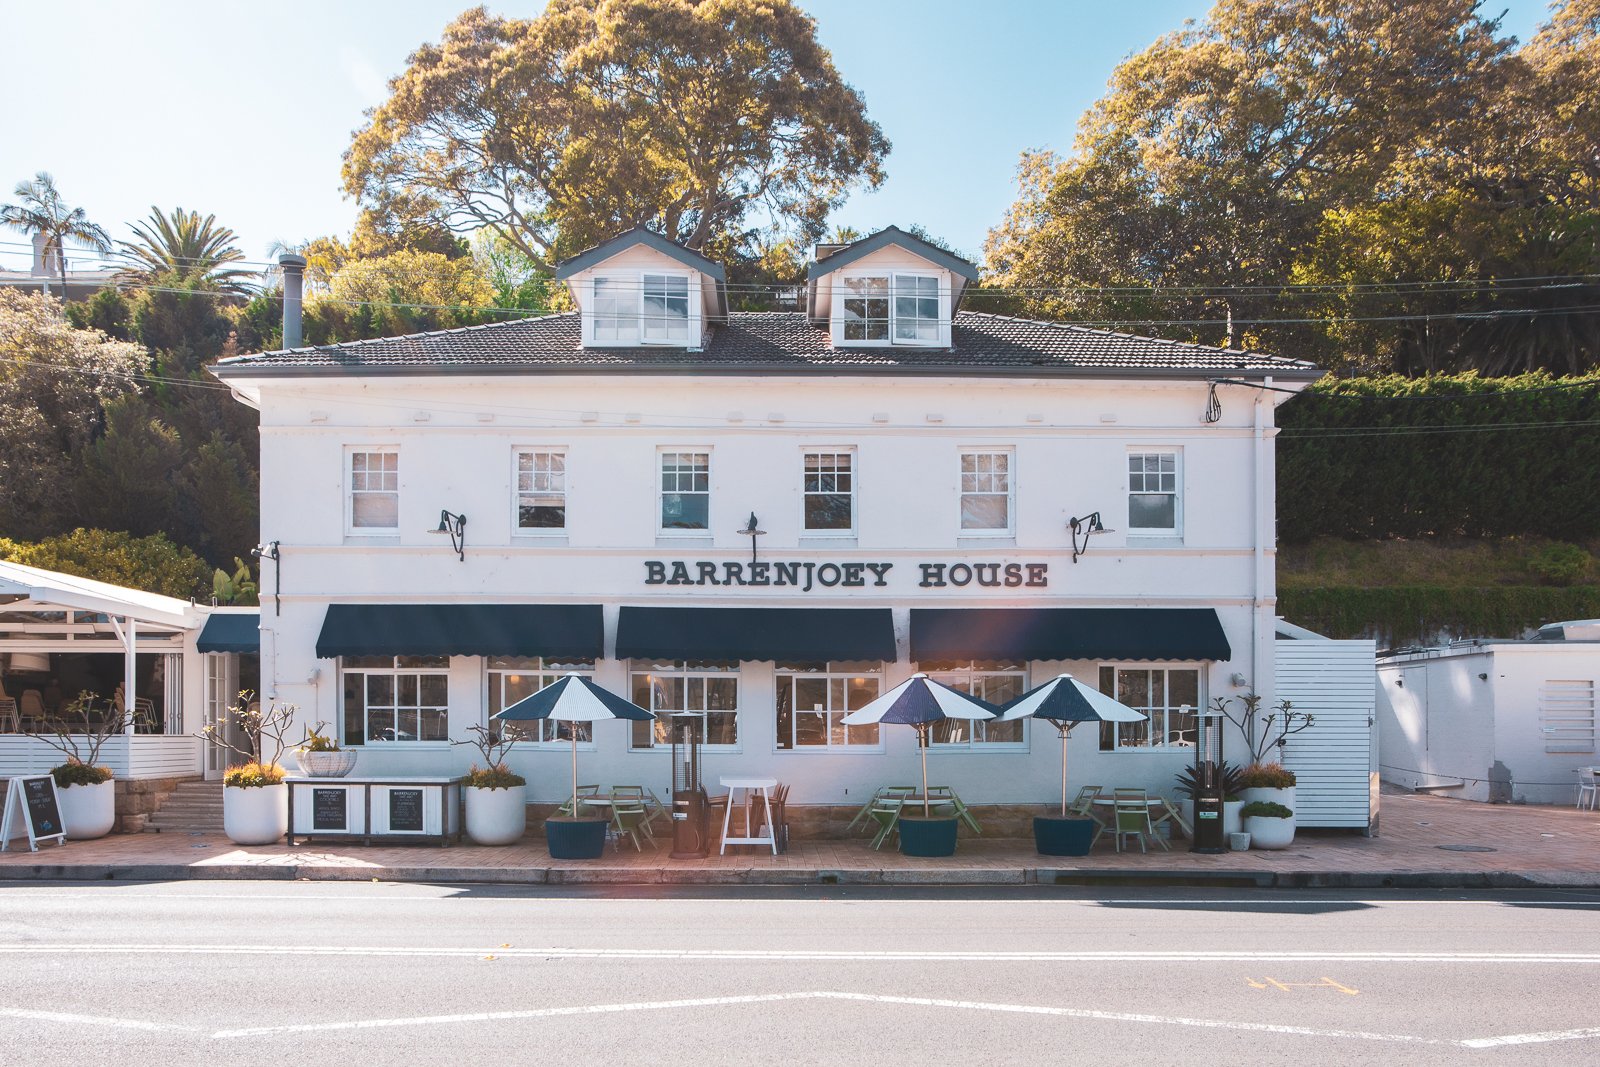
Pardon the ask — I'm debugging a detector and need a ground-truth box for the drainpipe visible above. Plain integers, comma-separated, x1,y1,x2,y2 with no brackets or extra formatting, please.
1253,378,1275,718
279,254,306,350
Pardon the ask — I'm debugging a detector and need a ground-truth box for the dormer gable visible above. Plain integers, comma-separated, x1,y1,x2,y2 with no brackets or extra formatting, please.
554,228,728,350
805,226,980,348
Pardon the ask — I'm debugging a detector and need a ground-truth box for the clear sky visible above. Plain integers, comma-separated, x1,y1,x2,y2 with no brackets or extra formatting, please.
0,0,1559,273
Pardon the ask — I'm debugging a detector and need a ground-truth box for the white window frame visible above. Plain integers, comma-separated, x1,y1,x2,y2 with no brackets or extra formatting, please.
513,447,567,534
628,660,741,751
801,448,856,536
346,447,399,534
658,448,712,535
1127,448,1182,537
958,448,1014,535
921,661,1030,750
774,661,884,752
486,657,596,747
583,269,699,348
1097,663,1203,752
831,271,949,348
339,655,450,746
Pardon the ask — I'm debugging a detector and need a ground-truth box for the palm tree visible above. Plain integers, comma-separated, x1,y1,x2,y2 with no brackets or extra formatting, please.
0,172,111,297
116,206,255,295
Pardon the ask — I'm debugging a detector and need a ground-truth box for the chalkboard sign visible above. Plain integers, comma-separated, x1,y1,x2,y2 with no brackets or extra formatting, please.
312,787,347,831
1,775,66,852
389,788,424,832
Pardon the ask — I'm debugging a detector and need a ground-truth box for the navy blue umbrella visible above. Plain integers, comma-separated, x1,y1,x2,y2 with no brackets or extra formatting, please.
998,674,1145,816
494,673,654,818
842,673,1001,816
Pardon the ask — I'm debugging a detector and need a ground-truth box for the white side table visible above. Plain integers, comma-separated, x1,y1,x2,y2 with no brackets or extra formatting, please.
720,776,778,855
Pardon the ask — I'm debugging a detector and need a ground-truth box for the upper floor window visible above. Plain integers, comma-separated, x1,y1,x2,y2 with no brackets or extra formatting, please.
836,273,944,347
775,661,882,750
660,451,710,532
349,449,398,531
921,660,1028,748
1098,665,1200,751
1128,450,1180,534
341,655,447,745
803,450,854,533
960,450,1012,533
630,660,739,749
515,449,566,531
589,272,692,346
488,656,595,744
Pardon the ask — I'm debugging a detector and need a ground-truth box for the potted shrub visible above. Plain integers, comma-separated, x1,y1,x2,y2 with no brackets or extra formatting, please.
28,690,134,840
1238,761,1297,814
1173,760,1245,838
454,724,527,846
1241,800,1295,849
200,691,296,846
296,721,358,778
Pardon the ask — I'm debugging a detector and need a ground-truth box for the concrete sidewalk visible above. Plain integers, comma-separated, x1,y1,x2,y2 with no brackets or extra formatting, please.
3,791,1597,888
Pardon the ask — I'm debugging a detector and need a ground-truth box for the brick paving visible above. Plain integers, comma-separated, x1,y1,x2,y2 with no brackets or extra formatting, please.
3,792,1597,887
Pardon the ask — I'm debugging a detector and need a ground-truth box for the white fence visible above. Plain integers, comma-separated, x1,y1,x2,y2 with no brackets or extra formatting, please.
0,734,201,780
1277,638,1378,830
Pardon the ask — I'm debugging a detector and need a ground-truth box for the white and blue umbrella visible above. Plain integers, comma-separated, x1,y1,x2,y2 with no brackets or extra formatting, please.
998,674,1146,817
493,673,654,819
842,673,1001,817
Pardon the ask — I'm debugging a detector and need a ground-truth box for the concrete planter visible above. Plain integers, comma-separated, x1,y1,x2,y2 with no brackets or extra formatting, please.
298,750,358,777
1229,831,1251,851
1245,815,1294,850
1223,799,1244,838
59,779,115,840
465,784,527,846
223,783,288,846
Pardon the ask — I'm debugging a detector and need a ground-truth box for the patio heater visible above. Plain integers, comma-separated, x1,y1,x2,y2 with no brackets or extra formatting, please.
1190,703,1227,853
668,713,708,858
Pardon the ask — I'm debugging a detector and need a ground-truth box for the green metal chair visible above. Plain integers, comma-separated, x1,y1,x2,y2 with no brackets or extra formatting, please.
1069,785,1104,816
867,792,907,850
556,783,602,817
611,797,656,851
1113,788,1153,854
928,786,981,834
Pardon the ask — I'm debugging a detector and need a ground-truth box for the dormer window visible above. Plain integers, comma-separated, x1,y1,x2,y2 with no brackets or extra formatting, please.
589,272,693,346
835,273,946,347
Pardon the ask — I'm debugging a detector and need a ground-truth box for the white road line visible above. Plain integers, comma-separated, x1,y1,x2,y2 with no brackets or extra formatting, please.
0,1008,196,1034
6,943,1600,963
1463,1026,1600,1049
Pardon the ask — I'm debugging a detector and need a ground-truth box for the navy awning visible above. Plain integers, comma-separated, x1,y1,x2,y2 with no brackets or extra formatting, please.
196,612,259,654
616,607,896,663
909,608,1233,662
315,604,603,659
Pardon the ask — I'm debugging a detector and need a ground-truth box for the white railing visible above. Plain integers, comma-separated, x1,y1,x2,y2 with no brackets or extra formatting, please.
0,734,201,780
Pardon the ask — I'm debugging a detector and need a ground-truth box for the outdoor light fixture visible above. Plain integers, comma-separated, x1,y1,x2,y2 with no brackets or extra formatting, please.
431,510,468,561
1067,511,1114,563
737,511,766,566
251,540,281,616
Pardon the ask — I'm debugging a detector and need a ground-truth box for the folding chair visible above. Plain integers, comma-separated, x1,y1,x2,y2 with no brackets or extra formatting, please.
928,786,981,834
867,792,906,850
611,797,656,851
556,784,602,817
1069,785,1103,816
1113,790,1154,854
1579,768,1599,811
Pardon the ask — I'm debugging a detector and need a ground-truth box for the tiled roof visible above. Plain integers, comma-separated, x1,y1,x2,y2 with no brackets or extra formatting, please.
211,311,1319,379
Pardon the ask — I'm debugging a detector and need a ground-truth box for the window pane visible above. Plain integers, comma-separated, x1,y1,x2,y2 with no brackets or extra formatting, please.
795,678,827,714
982,717,1023,743
1169,670,1200,708
367,675,393,706
705,711,738,746
419,675,447,706
519,503,565,528
1130,495,1176,530
352,492,398,529
805,494,852,530
368,708,396,743
960,495,1008,530
705,678,737,711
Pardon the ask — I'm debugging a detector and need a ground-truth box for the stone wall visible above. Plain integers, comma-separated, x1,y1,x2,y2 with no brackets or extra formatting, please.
113,776,189,833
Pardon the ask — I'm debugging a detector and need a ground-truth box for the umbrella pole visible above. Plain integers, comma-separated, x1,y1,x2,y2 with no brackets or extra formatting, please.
1061,725,1070,817
919,724,930,818
571,730,579,819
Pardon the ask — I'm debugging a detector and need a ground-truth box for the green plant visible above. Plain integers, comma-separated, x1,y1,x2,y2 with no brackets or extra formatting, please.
1238,762,1298,789
1240,800,1293,819
223,761,287,789
27,690,134,771
1173,760,1245,802
298,721,340,753
212,557,259,605
1527,542,1593,586
199,690,296,780
50,761,113,788
462,762,527,790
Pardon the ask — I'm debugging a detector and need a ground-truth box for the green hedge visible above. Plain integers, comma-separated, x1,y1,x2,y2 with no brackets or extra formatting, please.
1278,372,1600,542
1278,585,1600,646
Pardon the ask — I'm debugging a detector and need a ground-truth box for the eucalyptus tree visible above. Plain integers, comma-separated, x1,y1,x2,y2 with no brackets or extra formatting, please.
0,172,111,297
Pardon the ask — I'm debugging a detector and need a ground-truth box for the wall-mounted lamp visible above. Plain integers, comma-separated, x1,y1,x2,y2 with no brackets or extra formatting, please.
737,512,766,566
251,540,281,616
431,510,468,562
1479,672,1489,681
1068,511,1115,563
1395,677,1404,688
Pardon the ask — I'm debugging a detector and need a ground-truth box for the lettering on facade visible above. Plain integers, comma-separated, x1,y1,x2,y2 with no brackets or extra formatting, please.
643,560,1048,591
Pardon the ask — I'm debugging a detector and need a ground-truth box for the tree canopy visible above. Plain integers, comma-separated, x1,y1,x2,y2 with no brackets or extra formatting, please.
344,0,889,271
116,206,254,295
0,172,110,294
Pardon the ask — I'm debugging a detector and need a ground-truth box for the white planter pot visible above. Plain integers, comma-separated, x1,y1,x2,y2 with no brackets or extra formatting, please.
1245,815,1295,850
298,750,359,777
223,783,288,846
1223,799,1243,838
465,784,527,846
1240,785,1295,811
59,779,116,840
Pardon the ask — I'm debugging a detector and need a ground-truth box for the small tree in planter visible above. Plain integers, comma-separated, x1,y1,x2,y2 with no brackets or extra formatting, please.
452,724,527,846
28,691,133,839
1240,800,1295,849
1174,760,1246,837
1213,690,1314,767
199,691,297,845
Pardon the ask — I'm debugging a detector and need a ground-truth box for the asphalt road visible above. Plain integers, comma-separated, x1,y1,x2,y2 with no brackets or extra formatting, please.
2,881,1599,1065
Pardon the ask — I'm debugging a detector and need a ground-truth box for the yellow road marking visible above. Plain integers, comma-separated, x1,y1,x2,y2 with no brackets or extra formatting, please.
1246,976,1360,995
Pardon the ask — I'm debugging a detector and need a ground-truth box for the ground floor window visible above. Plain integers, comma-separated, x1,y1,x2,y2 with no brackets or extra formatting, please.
1097,665,1201,750
487,657,596,744
775,661,882,750
341,655,448,745
920,660,1028,747
629,660,739,749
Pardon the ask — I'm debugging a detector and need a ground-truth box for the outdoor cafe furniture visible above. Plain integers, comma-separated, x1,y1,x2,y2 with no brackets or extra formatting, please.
1087,790,1189,851
1578,767,1599,810
610,794,656,851
720,775,780,855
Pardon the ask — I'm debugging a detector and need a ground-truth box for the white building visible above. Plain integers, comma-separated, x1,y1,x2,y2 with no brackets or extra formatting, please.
212,226,1329,824
1378,621,1600,805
